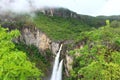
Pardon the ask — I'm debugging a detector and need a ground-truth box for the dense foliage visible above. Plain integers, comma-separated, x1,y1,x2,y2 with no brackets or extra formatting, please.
15,43,51,74
69,21,120,80
1,9,120,80
33,13,93,40
33,12,120,41
0,26,42,80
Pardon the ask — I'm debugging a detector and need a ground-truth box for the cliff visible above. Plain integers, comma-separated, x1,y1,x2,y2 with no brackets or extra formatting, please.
40,8,79,18
1,8,120,79
0,19,73,78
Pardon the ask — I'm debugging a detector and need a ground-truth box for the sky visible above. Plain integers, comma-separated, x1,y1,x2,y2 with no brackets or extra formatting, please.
0,0,120,16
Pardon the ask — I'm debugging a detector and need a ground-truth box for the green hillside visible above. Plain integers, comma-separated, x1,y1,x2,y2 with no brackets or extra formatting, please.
0,8,120,80
68,20,120,80
33,13,94,41
1,9,120,41
33,10,120,41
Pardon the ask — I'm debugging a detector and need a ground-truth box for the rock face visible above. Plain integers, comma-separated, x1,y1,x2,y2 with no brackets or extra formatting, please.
18,26,61,55
0,15,74,78
65,54,73,77
18,26,74,76
19,26,51,51
38,8,80,19
51,42,60,55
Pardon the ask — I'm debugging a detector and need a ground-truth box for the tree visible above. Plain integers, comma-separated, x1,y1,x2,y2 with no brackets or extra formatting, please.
110,20,120,28
0,26,42,80
69,21,120,80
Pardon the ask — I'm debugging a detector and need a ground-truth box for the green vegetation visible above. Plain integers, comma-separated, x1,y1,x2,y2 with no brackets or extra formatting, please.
0,26,42,80
110,20,120,28
15,43,52,74
1,10,120,41
33,11,120,41
1,9,120,80
33,13,93,41
68,21,120,80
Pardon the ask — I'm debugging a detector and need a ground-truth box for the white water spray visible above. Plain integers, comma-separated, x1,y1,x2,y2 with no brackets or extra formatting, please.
50,44,63,80
56,60,63,80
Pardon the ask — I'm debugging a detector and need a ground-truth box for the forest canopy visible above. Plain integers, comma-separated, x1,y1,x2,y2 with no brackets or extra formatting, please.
69,20,120,80
0,26,43,80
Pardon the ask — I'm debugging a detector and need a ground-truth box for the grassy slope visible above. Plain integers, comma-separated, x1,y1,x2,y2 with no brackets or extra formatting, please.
33,13,94,41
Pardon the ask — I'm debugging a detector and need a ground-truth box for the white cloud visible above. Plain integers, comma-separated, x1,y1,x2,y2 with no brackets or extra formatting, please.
67,0,106,16
0,0,119,16
10,0,31,13
98,0,120,16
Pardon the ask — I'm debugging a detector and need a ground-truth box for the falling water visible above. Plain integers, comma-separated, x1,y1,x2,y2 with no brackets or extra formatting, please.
50,44,63,80
56,60,63,80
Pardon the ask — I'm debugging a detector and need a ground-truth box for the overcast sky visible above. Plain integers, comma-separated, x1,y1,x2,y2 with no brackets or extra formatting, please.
0,0,120,16
54,0,120,16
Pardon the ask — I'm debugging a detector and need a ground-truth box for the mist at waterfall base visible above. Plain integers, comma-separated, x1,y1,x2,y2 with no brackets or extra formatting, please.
50,44,63,80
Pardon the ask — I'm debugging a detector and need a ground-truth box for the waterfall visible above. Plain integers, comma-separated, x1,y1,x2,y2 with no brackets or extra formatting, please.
56,60,63,80
50,44,63,80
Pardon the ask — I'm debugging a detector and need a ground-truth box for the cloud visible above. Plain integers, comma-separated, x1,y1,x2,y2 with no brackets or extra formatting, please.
98,0,120,16
0,0,30,13
1,0,104,15
0,0,61,14
0,0,74,13
0,0,119,16
71,0,106,16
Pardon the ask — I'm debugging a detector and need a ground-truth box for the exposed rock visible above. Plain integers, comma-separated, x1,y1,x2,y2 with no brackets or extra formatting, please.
0,16,75,78
65,54,73,77
66,54,73,71
20,27,51,51
40,8,79,18
1,20,59,54
50,42,59,55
